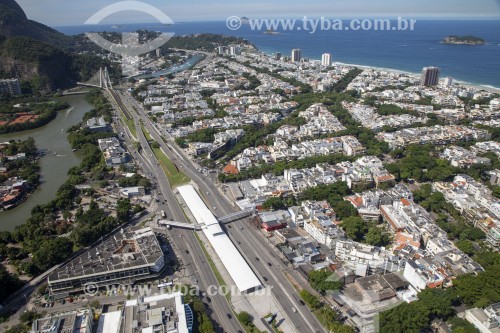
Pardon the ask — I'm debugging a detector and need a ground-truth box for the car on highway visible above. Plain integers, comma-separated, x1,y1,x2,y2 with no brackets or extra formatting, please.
299,300,305,306
268,262,272,267
263,276,268,282
255,257,260,261
185,250,189,254
206,296,211,303
226,313,232,319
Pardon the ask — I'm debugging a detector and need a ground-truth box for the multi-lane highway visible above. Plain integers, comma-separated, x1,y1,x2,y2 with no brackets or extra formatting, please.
115,89,328,333
108,90,245,333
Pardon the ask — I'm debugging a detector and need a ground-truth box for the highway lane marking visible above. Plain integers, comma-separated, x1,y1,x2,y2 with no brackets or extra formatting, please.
123,90,323,332
237,228,324,333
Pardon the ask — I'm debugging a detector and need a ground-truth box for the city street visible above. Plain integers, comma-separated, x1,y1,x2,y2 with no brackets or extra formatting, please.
108,89,246,333
117,89,327,333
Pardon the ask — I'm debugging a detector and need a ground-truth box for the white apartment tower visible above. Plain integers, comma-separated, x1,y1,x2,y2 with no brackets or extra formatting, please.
321,53,332,67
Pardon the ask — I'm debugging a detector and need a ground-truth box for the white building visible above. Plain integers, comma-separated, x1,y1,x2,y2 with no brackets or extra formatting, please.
464,303,500,333
321,53,332,67
303,218,344,249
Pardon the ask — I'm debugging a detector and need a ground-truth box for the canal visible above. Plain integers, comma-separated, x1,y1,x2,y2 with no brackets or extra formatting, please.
134,53,205,79
0,93,91,231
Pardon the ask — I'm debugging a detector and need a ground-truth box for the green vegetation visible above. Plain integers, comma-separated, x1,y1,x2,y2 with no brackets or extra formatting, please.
340,216,368,241
152,147,190,188
185,128,219,143
241,73,261,90
0,137,40,187
380,254,500,333
443,35,486,45
71,199,129,247
118,173,151,188
262,197,296,211
309,269,343,294
327,68,363,93
67,90,116,149
299,182,358,220
380,288,457,333
0,97,69,133
1,91,135,284
448,317,480,333
222,116,306,161
0,36,118,92
219,153,354,183
453,264,500,308
3,310,44,333
161,33,253,52
31,237,73,271
181,285,216,333
291,91,390,155
413,184,485,244
299,289,354,333
365,226,392,247
123,117,137,139
0,264,24,304
386,145,457,182
233,58,312,93
236,311,266,333
141,124,153,142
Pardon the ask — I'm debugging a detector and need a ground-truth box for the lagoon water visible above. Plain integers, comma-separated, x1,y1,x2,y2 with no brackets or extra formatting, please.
0,94,91,231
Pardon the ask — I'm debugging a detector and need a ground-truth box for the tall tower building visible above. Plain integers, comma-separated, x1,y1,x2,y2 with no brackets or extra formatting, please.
443,77,453,87
275,52,282,60
0,79,21,96
321,53,332,67
291,49,301,62
420,67,440,87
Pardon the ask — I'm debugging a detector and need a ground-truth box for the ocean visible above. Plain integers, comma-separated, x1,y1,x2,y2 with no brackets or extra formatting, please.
56,20,500,89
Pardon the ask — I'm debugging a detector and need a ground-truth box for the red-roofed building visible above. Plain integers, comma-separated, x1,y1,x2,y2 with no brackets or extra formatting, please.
375,174,396,187
222,163,239,175
400,198,412,206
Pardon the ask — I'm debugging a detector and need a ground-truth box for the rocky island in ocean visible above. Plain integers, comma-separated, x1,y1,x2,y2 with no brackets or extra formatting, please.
442,35,486,45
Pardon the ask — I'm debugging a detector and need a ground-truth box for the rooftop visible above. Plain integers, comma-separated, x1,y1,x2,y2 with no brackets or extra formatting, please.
48,227,163,283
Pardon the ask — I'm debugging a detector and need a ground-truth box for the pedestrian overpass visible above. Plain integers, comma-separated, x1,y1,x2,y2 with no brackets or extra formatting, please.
218,209,254,224
156,208,254,230
157,219,202,230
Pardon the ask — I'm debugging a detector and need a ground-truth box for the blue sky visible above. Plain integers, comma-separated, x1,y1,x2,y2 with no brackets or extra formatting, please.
16,0,500,26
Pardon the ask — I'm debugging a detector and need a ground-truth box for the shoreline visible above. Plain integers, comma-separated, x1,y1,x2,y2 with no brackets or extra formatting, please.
258,49,500,93
335,61,500,93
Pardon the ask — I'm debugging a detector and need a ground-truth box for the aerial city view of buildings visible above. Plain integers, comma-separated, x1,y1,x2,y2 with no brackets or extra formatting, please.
0,2,499,333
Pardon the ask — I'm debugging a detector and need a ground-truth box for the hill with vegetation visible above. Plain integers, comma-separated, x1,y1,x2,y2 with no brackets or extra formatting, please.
0,0,74,49
0,0,119,92
0,35,116,92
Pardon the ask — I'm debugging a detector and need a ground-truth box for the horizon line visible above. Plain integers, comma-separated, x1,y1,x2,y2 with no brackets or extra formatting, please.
52,16,500,28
